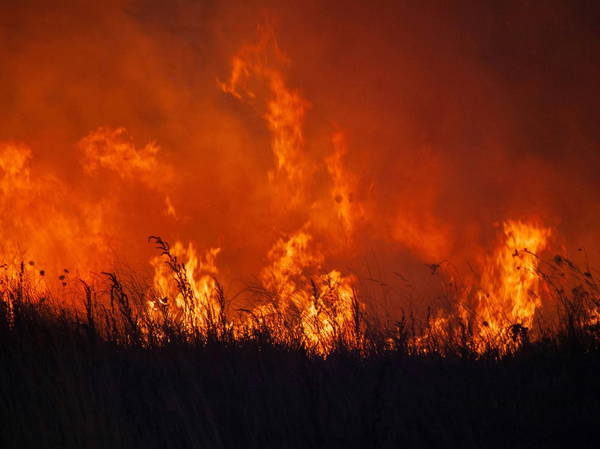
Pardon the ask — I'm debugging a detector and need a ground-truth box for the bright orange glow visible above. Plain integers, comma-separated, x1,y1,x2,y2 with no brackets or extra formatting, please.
1,5,599,356
257,230,360,354
474,220,551,351
326,132,363,235
149,240,223,333
219,29,310,207
0,142,109,289
80,127,176,217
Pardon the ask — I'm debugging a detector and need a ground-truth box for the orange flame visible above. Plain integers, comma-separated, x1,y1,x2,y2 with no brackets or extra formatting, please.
473,220,551,350
80,127,177,218
0,142,108,287
149,241,223,333
219,29,310,206
257,230,360,354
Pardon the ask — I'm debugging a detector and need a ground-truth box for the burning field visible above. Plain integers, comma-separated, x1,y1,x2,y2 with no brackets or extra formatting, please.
1,1,600,448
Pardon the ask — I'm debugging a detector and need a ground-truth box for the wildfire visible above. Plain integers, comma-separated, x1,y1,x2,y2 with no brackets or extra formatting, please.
0,19,596,357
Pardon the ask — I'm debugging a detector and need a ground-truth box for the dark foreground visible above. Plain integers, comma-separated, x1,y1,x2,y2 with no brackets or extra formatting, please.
1,306,599,449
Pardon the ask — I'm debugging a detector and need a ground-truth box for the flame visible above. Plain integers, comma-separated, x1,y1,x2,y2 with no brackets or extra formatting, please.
146,230,360,354
149,241,222,332
148,241,223,334
217,31,363,353
0,142,109,288
326,132,364,235
474,220,551,349
219,28,310,206
257,229,360,354
79,127,176,217
411,220,552,354
220,35,366,242
0,127,181,311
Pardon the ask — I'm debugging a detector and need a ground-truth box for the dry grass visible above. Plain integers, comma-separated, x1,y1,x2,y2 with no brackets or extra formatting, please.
0,243,599,448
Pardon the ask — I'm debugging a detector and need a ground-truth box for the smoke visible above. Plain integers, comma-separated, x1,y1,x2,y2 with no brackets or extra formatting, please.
1,0,599,312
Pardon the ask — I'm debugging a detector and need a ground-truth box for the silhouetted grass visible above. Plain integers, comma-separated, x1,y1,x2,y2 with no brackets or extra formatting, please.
1,248,599,448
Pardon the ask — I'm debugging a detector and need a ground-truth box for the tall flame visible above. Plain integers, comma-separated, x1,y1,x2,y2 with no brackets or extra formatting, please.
219,28,310,206
473,220,551,350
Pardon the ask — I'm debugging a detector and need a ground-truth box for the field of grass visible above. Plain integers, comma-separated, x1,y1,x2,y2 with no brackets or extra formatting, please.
1,267,599,449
